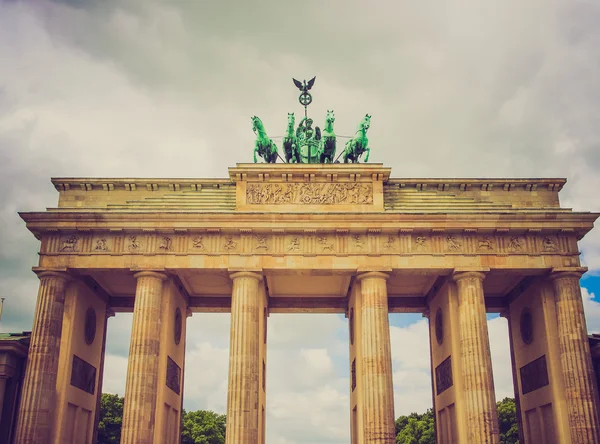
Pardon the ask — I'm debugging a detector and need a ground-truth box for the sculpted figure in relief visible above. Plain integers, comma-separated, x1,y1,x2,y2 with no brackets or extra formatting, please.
223,237,237,251
353,235,364,250
478,237,493,251
192,236,205,250
509,237,522,252
256,235,268,250
246,182,373,205
128,236,142,251
446,236,461,251
384,236,397,250
60,235,79,252
287,237,301,252
543,237,557,252
159,236,172,251
94,238,108,251
415,236,427,250
318,236,334,252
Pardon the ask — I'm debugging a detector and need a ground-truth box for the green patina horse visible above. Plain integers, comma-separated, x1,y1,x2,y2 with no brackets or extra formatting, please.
343,114,371,163
282,113,300,163
252,116,279,163
318,109,336,163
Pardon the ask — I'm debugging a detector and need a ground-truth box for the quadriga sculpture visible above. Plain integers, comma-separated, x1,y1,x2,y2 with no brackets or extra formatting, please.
282,113,300,163
318,109,336,163
252,116,279,163
343,114,371,163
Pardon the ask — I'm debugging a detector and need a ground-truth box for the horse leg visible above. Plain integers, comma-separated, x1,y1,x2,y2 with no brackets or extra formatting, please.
254,145,259,163
364,147,370,163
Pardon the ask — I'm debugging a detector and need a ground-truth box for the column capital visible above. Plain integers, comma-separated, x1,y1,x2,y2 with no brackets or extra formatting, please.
550,267,588,281
133,270,168,281
356,271,390,281
33,269,71,283
452,268,489,282
229,270,263,282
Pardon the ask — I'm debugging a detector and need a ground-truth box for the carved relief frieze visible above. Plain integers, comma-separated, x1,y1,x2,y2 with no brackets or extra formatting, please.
246,182,373,205
43,231,578,257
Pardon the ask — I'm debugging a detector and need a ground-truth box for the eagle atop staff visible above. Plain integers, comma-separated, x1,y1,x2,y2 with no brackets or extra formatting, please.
293,76,316,93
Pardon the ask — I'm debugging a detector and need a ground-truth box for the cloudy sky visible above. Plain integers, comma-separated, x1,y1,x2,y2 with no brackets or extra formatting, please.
1,0,600,442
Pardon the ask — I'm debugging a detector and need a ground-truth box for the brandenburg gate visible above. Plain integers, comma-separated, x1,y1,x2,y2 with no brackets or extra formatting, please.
9,161,599,443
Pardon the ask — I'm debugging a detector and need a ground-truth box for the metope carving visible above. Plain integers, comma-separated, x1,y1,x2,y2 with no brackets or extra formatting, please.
60,235,79,252
192,235,205,250
543,237,557,252
70,355,96,395
159,236,172,251
255,235,268,250
435,356,453,395
520,355,549,395
509,237,523,252
478,237,493,251
383,236,397,250
352,235,364,251
415,236,427,250
94,238,109,251
246,182,373,205
127,235,143,251
287,236,301,252
223,237,238,251
446,235,462,252
166,356,181,394
318,236,334,252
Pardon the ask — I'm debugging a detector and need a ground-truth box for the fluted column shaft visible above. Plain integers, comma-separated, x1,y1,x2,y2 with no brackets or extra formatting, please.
357,272,395,443
121,271,167,444
551,270,600,443
226,271,262,444
453,271,500,444
15,271,69,444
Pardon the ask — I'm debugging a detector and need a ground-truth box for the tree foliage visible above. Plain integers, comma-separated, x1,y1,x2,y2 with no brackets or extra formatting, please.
98,393,124,444
394,398,520,444
181,409,226,444
97,393,226,444
497,397,520,444
395,409,435,444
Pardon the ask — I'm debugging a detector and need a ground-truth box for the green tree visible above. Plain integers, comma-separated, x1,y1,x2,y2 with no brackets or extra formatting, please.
97,393,124,444
497,397,519,444
395,409,435,444
181,409,227,444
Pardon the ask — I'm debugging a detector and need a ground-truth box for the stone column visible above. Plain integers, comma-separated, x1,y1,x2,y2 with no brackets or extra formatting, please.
550,268,600,444
15,270,70,444
452,271,499,444
226,271,262,444
121,271,167,444
356,272,395,443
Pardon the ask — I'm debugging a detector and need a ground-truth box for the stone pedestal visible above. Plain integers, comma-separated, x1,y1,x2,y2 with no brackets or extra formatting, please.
357,271,395,443
453,271,500,444
121,271,167,444
551,269,600,444
225,271,263,444
15,271,70,444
